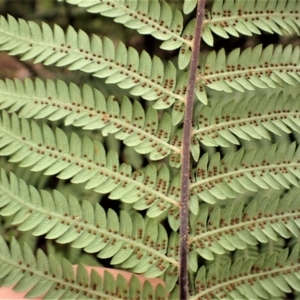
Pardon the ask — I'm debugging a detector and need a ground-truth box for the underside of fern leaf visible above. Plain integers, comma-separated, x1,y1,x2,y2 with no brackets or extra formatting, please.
0,0,300,299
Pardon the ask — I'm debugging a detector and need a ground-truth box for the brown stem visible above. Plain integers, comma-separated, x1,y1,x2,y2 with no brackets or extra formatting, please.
179,1,206,299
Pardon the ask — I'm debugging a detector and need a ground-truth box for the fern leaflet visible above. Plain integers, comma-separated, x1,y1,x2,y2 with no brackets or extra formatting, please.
196,44,300,104
190,188,300,261
0,78,180,160
0,15,185,106
0,168,178,280
0,236,166,299
191,142,300,205
192,92,300,148
0,111,180,218
203,0,300,46
191,245,300,299
60,0,190,51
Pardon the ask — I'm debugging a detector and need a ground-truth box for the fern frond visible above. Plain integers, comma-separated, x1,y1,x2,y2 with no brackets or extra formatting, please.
191,245,300,300
0,15,185,106
202,0,300,46
190,188,300,261
196,44,300,103
190,142,300,205
0,169,178,277
0,78,180,160
192,93,300,148
0,110,179,217
0,236,167,299
61,0,191,51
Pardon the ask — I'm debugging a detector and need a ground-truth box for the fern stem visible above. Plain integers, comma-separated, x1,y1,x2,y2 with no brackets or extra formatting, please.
179,1,206,299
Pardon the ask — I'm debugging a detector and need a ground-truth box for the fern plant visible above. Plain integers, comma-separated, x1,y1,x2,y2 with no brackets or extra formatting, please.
1,0,300,299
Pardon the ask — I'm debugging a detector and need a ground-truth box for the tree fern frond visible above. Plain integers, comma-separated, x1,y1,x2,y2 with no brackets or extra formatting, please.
190,188,300,261
0,236,167,299
191,245,300,300
0,169,178,277
202,0,300,46
0,78,180,160
61,0,190,51
190,143,300,205
0,111,179,217
192,92,300,148
196,44,300,103
1,1,300,298
0,15,185,106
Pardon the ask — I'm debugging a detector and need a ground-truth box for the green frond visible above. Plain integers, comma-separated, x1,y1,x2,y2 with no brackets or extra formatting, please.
0,168,178,278
1,1,300,298
190,188,300,261
191,142,300,205
0,110,179,217
0,236,166,299
61,0,191,51
0,78,180,160
196,44,300,103
192,92,300,148
0,15,185,106
202,0,300,46
191,245,300,300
